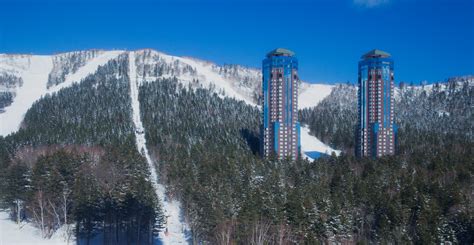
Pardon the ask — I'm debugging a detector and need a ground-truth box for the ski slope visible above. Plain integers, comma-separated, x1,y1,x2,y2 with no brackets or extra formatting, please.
0,55,53,136
0,49,338,243
0,51,124,137
128,51,189,245
0,49,335,137
173,56,256,105
47,51,124,94
300,125,341,161
137,49,256,106
299,83,334,109
297,84,340,158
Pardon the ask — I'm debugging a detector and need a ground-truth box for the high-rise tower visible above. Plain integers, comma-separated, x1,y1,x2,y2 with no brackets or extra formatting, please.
261,48,300,160
356,49,396,157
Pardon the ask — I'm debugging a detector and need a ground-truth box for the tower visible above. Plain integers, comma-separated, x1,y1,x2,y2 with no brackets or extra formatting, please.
356,49,396,157
261,48,301,160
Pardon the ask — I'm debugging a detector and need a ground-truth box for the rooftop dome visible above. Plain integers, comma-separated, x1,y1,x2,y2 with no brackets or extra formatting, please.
266,48,295,58
362,49,391,59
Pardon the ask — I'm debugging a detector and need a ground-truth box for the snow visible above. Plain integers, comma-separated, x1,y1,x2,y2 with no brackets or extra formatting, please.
298,83,334,109
300,125,340,161
128,51,190,245
0,55,53,136
0,211,73,245
0,49,339,242
0,51,124,137
48,51,124,94
134,50,339,159
157,51,256,106
133,49,336,109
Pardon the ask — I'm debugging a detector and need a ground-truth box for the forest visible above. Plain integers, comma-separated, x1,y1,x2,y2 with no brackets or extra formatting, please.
0,55,163,244
0,55,472,244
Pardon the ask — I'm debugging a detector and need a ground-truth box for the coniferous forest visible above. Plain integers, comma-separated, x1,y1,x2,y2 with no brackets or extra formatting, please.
0,56,163,244
0,55,472,244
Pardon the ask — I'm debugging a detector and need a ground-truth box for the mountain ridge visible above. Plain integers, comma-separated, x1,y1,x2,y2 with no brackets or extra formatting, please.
0,50,472,245
0,49,336,137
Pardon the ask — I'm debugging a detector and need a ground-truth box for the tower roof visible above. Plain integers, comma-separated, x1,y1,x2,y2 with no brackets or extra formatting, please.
362,49,391,59
266,48,295,58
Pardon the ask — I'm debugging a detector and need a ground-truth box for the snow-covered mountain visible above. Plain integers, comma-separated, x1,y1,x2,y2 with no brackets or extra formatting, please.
0,49,334,137
300,76,474,153
1,50,471,245
0,51,123,136
0,49,336,244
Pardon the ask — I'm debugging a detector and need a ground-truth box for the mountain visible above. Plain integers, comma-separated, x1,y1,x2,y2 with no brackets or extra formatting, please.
0,49,338,158
0,49,336,244
0,50,123,136
0,49,334,137
300,76,474,153
0,50,471,244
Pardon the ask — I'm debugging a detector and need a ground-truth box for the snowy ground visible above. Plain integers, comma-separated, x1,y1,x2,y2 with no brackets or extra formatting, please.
298,83,334,109
150,50,256,106
0,51,124,137
0,55,52,136
0,211,72,245
297,83,340,159
47,51,124,94
300,125,341,161
128,51,190,245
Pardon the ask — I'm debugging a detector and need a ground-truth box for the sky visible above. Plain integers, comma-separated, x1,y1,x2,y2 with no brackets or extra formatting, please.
0,0,473,84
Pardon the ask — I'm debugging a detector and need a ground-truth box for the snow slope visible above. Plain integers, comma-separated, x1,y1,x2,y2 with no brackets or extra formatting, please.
172,55,256,105
0,51,124,137
134,49,256,105
299,83,334,109
128,51,190,244
298,84,339,157
130,49,339,160
132,49,333,108
0,49,335,137
298,83,341,159
47,51,124,94
0,211,72,245
0,55,53,136
300,125,341,161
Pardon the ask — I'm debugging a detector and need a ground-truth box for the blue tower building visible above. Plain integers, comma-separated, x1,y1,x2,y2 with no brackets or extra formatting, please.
356,49,397,157
261,48,301,160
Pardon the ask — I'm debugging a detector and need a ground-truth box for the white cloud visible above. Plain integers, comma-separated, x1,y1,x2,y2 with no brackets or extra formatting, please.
354,0,390,8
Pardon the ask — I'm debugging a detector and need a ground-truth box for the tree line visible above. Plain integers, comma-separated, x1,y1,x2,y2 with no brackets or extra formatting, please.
0,55,471,244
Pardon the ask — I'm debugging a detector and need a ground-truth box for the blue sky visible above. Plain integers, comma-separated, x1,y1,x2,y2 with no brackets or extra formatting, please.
0,0,473,84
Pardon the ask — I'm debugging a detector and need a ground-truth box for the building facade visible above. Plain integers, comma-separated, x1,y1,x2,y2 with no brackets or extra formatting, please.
356,49,397,157
261,48,301,160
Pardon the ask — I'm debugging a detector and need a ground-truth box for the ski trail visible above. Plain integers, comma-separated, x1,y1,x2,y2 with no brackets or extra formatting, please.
0,55,53,136
48,51,124,94
128,51,189,245
300,125,341,161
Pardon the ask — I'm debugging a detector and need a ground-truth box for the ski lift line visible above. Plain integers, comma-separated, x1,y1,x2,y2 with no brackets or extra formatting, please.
128,51,189,244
